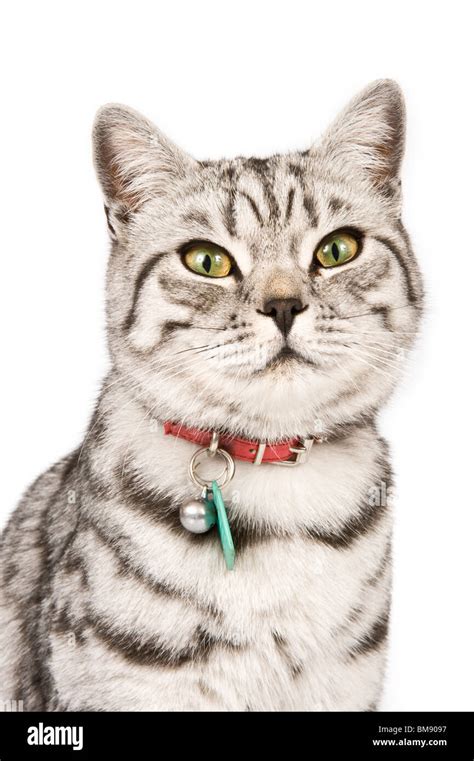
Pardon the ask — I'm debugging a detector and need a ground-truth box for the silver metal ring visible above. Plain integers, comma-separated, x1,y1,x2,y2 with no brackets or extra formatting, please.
188,446,235,489
208,431,219,458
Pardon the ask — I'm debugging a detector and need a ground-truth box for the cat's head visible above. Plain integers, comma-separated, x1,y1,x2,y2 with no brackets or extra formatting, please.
93,80,423,441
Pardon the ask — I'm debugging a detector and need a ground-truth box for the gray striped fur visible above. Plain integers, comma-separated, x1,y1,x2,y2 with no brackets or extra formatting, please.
0,80,423,711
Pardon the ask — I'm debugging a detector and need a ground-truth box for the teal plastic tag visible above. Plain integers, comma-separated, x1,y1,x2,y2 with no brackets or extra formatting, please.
211,480,235,571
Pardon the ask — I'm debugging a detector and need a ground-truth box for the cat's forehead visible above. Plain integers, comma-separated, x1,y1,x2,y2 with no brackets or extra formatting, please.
198,152,383,230
203,152,308,199
181,153,384,246
132,150,391,263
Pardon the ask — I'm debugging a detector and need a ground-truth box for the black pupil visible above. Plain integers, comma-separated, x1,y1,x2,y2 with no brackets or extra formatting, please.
331,242,340,262
203,254,212,273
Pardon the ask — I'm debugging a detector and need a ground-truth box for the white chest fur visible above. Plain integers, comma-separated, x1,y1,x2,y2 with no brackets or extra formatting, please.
86,400,390,641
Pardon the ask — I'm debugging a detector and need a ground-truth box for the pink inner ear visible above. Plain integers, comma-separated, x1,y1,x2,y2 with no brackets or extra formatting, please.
97,129,148,211
93,104,197,212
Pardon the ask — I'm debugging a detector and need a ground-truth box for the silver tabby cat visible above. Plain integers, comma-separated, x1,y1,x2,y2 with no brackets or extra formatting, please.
0,80,423,711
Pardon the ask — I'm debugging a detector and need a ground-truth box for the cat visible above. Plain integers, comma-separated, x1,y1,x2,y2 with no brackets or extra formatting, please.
0,80,423,711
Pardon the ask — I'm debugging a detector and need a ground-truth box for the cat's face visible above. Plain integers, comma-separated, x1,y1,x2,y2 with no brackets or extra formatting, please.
94,80,423,440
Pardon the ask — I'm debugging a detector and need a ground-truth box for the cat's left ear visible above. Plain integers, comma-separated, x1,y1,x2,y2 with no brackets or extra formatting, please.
312,80,405,202
93,104,197,237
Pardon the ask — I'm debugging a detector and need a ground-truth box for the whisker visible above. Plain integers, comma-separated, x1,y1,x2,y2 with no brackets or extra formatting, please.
192,326,227,331
333,303,416,321
345,345,403,376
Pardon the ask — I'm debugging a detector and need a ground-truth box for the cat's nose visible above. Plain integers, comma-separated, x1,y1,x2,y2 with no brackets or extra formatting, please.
259,297,307,336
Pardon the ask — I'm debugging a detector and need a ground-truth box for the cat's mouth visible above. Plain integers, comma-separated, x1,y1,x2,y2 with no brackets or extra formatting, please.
263,345,318,371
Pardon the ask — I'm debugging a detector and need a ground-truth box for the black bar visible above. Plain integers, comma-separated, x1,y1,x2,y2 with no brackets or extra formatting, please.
0,711,472,758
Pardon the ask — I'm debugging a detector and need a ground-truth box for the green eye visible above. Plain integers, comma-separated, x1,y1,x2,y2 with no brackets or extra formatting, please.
183,243,232,278
315,232,359,268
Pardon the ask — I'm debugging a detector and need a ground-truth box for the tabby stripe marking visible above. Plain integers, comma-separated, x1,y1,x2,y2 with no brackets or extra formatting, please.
303,194,319,227
348,608,389,659
374,236,417,305
238,191,264,226
90,614,240,668
123,253,162,332
86,515,222,620
285,188,295,223
305,497,387,549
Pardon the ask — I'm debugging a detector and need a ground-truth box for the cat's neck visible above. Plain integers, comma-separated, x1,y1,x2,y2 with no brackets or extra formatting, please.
82,377,386,543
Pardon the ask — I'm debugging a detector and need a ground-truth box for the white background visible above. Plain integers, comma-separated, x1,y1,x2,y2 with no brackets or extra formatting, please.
1,0,473,711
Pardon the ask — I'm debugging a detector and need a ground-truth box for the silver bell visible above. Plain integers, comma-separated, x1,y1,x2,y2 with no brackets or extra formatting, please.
179,499,216,534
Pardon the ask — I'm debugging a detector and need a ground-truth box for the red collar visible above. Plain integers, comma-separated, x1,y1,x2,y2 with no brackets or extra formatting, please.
163,421,316,466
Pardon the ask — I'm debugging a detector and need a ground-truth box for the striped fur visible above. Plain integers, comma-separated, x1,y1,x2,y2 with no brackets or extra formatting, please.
0,80,423,711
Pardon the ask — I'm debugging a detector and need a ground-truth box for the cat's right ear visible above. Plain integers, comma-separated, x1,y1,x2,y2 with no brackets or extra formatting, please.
93,104,196,237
